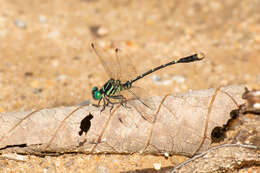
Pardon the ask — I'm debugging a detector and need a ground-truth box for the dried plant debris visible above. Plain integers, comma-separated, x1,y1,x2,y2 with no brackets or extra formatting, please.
241,87,260,114
0,85,246,156
171,87,260,173
211,126,226,143
126,144,259,172
170,144,259,173
210,87,260,145
210,109,242,143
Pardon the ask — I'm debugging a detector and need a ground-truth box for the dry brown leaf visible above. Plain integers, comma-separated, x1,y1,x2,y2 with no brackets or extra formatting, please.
0,85,245,156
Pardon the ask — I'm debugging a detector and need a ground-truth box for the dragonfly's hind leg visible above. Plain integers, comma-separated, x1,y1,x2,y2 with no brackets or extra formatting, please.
110,95,130,109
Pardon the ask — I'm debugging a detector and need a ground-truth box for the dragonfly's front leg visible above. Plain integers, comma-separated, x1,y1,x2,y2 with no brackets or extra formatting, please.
97,98,102,107
100,98,107,113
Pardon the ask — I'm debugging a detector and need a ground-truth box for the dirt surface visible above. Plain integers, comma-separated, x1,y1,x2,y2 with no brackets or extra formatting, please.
0,0,259,172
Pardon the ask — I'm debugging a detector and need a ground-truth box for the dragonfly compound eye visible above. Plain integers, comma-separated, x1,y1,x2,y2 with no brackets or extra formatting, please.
92,87,102,100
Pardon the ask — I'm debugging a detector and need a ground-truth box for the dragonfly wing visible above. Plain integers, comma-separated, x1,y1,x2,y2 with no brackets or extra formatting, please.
113,46,138,82
91,43,120,79
123,86,156,123
91,42,140,82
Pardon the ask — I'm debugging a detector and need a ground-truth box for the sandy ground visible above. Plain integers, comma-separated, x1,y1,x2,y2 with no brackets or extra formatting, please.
0,0,259,172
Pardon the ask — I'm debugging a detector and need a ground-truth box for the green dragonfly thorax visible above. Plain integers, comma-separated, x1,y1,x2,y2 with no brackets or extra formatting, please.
92,79,132,100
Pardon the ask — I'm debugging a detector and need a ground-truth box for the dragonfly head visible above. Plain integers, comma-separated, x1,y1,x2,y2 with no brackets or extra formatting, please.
92,86,102,100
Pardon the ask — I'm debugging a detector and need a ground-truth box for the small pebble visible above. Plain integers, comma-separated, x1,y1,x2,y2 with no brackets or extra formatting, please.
48,31,60,39
172,75,185,83
152,74,161,81
154,79,172,85
51,60,59,67
25,72,33,77
39,15,47,23
33,88,43,94
253,103,260,109
90,25,109,37
15,19,26,28
164,152,169,158
153,163,161,170
96,165,109,173
43,167,50,173
254,91,260,96
97,26,109,36
56,74,67,82
73,56,81,60
64,159,74,167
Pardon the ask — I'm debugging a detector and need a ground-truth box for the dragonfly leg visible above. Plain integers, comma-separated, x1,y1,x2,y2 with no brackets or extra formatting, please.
100,98,107,112
105,97,115,112
101,95,131,113
100,96,113,111
97,99,102,107
110,95,130,109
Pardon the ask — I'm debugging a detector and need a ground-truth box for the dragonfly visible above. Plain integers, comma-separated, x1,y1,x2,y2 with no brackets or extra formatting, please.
91,43,204,122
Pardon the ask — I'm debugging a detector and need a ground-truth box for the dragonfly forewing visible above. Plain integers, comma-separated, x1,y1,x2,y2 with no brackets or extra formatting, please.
91,43,121,79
